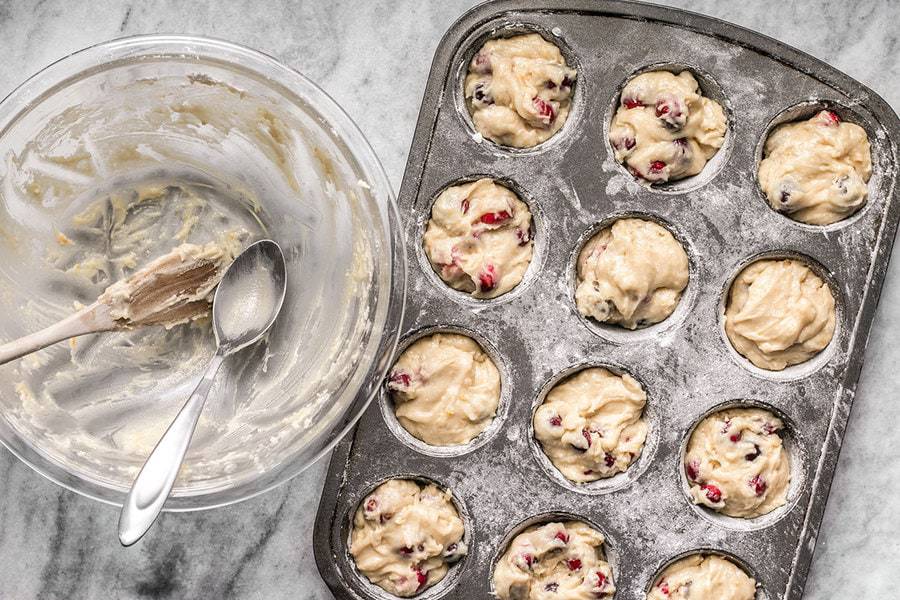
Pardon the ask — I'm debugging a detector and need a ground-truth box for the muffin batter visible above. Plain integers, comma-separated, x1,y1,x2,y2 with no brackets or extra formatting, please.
758,110,872,225
350,479,467,597
465,33,577,148
724,258,835,370
576,218,689,329
533,368,647,483
493,521,615,600
609,71,727,183
423,179,533,298
685,408,790,518
647,555,756,600
387,333,501,446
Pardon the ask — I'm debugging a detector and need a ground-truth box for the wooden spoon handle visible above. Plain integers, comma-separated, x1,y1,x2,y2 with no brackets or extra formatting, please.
0,302,117,366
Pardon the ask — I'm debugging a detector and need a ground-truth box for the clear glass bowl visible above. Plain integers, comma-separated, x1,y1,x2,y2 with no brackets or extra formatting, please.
0,35,405,509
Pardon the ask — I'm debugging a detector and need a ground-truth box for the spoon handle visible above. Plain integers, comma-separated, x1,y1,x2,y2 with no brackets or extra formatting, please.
118,351,226,546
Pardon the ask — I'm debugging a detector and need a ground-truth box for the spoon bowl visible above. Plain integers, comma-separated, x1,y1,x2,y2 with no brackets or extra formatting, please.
213,240,288,352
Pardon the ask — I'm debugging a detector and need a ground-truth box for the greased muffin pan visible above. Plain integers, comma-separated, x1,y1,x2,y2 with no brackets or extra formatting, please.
314,1,900,598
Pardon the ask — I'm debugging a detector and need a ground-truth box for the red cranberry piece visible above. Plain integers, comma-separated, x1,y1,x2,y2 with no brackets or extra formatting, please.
655,95,686,128
555,531,569,544
389,371,411,388
750,474,767,496
702,484,722,503
745,444,762,461
594,571,607,588
623,97,644,109
721,419,731,433
729,431,742,443
478,264,496,292
685,460,700,482
613,135,636,151
443,542,465,562
515,228,531,246
566,558,582,571
473,82,493,105
480,210,511,224
762,422,777,435
649,160,666,174
523,553,535,568
549,414,562,427
819,110,841,126
414,566,428,590
582,428,593,448
604,452,616,468
472,53,491,74
545,582,559,592
533,96,556,122
461,198,470,214
365,497,378,512
591,242,608,258
659,580,671,595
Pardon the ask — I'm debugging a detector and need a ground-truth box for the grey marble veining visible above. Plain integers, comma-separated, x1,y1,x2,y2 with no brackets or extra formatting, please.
0,1,897,598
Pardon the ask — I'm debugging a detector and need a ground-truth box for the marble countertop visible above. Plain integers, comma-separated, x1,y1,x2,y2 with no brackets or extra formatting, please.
0,1,897,598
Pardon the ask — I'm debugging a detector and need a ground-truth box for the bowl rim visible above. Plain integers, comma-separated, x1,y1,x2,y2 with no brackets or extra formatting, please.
0,33,407,511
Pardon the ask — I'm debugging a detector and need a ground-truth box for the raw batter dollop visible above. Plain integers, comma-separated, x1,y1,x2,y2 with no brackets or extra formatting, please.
533,368,647,483
609,71,726,183
758,110,872,225
350,479,467,597
465,33,577,148
647,554,756,600
493,521,615,600
387,333,501,446
576,218,689,329
423,178,533,298
724,258,835,370
685,408,789,518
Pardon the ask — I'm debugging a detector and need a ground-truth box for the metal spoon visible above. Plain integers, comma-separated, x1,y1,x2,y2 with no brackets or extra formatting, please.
118,239,287,546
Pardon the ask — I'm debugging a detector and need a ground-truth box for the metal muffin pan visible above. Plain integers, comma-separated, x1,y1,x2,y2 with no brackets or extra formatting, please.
314,1,900,598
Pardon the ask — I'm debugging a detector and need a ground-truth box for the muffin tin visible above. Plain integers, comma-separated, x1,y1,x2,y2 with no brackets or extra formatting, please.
314,1,900,598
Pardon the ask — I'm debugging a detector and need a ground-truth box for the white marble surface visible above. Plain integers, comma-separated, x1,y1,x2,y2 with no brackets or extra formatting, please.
0,1,897,598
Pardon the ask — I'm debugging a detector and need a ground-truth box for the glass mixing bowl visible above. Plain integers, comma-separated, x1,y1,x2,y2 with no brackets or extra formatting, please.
0,35,405,509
